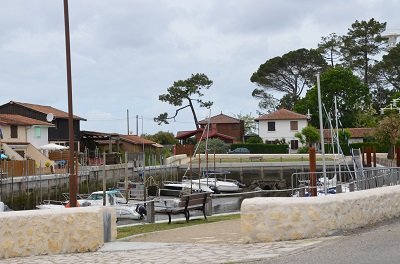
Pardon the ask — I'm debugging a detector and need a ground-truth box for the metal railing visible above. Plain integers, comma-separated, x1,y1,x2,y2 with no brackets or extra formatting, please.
291,167,400,196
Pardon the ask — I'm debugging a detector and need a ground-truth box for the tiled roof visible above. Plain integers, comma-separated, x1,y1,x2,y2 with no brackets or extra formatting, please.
199,130,234,140
119,134,158,145
9,101,86,121
176,130,197,139
323,128,374,139
255,108,308,121
198,113,241,124
0,114,54,126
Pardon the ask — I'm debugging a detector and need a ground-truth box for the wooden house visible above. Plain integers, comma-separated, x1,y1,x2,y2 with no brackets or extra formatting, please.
176,113,244,144
0,101,86,150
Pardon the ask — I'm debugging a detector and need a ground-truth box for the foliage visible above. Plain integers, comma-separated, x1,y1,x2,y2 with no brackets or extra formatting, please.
197,138,229,154
340,18,387,85
374,112,400,158
373,44,400,91
246,135,263,144
296,146,309,154
338,129,352,144
353,104,378,128
230,143,288,154
251,91,279,112
294,125,320,147
235,113,256,135
294,67,370,128
154,73,213,129
318,33,343,67
144,131,177,145
251,48,327,110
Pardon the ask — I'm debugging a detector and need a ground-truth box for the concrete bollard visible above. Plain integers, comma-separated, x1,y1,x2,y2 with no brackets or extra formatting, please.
349,182,355,192
336,183,342,193
206,198,213,216
103,210,112,242
299,184,305,197
146,200,155,223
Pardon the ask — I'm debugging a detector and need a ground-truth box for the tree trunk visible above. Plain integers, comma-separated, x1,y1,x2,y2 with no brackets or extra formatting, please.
364,52,368,85
188,98,199,129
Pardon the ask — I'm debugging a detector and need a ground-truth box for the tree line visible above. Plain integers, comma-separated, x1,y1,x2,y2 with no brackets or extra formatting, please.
251,18,399,128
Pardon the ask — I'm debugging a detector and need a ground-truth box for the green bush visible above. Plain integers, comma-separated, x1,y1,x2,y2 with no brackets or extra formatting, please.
297,146,309,154
246,135,263,144
324,142,390,155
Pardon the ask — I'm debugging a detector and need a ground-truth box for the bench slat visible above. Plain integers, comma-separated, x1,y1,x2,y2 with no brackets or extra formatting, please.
156,192,211,224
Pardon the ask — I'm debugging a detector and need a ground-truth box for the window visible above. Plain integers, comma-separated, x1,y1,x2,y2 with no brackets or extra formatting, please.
291,140,299,150
290,121,298,131
267,122,275,131
34,127,41,138
10,125,18,138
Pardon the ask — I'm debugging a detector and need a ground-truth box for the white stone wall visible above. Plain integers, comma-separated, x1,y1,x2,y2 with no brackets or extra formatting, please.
0,207,117,259
241,185,400,242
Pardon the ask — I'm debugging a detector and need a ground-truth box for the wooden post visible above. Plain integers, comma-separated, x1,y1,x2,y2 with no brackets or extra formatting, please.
396,147,400,167
361,147,365,167
309,147,317,197
366,146,372,167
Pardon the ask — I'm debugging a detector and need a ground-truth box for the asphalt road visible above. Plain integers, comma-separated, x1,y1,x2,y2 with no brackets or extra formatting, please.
256,216,400,264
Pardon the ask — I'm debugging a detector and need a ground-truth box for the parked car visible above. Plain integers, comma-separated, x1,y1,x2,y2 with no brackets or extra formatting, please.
228,147,250,154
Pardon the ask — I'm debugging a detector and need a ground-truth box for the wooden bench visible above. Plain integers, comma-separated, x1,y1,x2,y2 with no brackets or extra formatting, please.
249,156,263,162
156,192,211,224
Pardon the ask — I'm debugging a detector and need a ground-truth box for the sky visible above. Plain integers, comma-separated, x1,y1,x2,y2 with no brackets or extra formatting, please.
0,0,399,136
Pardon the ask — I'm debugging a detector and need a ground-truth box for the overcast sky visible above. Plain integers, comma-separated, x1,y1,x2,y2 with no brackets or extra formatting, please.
0,0,399,135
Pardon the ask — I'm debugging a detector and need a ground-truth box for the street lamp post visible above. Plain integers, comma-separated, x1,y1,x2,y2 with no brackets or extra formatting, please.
63,0,77,207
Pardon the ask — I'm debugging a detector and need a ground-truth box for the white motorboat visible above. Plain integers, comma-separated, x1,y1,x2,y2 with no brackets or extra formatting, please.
36,200,66,210
0,201,12,212
37,190,143,220
77,190,143,220
200,171,244,193
161,179,214,196
199,177,240,193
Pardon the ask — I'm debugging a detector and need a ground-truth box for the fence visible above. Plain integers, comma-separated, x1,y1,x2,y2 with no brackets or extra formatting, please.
0,160,36,177
291,167,400,196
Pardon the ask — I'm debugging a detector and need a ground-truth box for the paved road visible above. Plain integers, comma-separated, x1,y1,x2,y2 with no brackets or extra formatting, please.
257,217,400,264
2,217,400,264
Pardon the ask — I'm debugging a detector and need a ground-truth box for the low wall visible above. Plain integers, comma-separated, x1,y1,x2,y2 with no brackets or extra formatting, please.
241,185,400,242
0,207,117,259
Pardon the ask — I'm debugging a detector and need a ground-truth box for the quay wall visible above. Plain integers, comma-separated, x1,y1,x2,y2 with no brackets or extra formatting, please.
0,207,116,259
241,185,400,242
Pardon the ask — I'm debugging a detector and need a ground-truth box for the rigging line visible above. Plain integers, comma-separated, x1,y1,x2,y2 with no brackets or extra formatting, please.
322,103,354,180
181,110,212,179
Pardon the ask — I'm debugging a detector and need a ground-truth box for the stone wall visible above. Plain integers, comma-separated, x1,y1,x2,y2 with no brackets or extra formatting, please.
241,185,400,242
0,207,117,259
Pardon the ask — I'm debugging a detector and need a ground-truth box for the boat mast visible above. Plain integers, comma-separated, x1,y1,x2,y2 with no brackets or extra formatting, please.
334,96,342,183
205,109,211,185
317,73,327,195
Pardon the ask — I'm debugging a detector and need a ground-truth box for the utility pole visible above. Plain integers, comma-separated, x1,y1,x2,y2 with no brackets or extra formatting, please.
127,109,130,135
136,115,139,135
63,0,77,207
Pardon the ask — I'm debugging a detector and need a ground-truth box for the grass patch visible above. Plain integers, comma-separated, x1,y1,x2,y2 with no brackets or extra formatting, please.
117,213,240,239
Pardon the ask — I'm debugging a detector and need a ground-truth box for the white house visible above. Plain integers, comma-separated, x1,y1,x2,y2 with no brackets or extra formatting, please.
255,108,309,152
0,114,54,162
